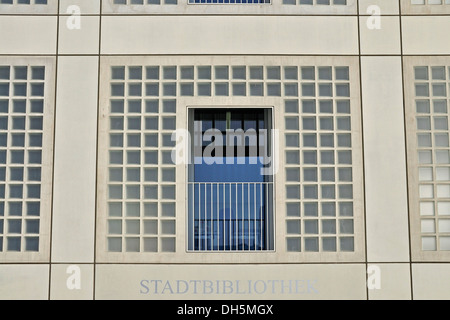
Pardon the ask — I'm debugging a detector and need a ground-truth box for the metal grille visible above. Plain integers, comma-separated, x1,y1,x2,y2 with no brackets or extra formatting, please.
188,182,273,251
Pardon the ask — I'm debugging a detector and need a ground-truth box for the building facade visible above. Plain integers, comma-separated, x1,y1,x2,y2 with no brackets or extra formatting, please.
0,0,450,300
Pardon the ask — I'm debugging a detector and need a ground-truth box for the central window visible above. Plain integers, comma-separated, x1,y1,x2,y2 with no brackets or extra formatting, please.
187,108,274,252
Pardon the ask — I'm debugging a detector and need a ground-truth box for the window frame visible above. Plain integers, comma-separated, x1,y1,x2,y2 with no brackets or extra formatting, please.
0,56,55,263
96,55,365,264
404,56,450,262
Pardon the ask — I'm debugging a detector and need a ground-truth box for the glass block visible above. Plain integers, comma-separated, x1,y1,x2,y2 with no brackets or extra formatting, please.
14,67,27,80
438,219,450,233
23,237,38,252
338,185,353,199
128,66,142,80
108,203,122,217
161,220,176,235
321,168,335,182
143,237,158,252
285,117,299,130
302,84,315,97
303,168,317,182
232,66,246,80
125,237,140,252
335,101,350,115
422,236,436,251
126,202,140,217
319,83,332,97
286,220,301,234
161,237,176,252
304,185,318,199
436,152,450,166
319,117,333,131
7,237,21,251
302,100,316,113
144,185,158,200
420,202,434,216
214,66,228,80
437,184,450,198
26,202,39,217
232,83,246,96
144,202,158,217
440,237,450,251
249,66,263,80
339,219,354,234
161,203,176,217
434,116,448,130
197,66,211,80
108,220,122,235
320,151,334,164
418,150,432,164
144,220,158,235
109,185,123,200
303,134,317,147
198,83,211,96
267,83,281,96
436,167,450,181
322,237,336,252
415,66,428,80
435,133,449,147
0,84,9,97
318,67,332,80
433,100,447,113
322,202,336,217
304,202,318,217
285,83,298,97
338,151,352,164
301,67,315,80
8,220,22,234
304,237,319,252
111,67,125,80
302,117,316,130
286,238,301,252
108,237,122,252
419,167,433,181
162,168,176,182
320,134,334,147
319,100,333,113
0,67,10,80
340,237,354,251
286,185,300,199
247,82,263,96
286,202,300,217
321,185,335,199
303,151,317,164
322,220,336,234
284,66,298,80
338,168,352,182
266,66,280,80
339,202,353,217
285,134,299,148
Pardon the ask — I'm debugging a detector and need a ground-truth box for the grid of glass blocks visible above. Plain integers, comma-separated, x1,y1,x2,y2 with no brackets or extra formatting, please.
284,66,354,253
411,0,450,4
0,0,47,4
113,0,178,5
107,66,177,253
283,0,347,5
414,65,450,251
0,65,45,253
